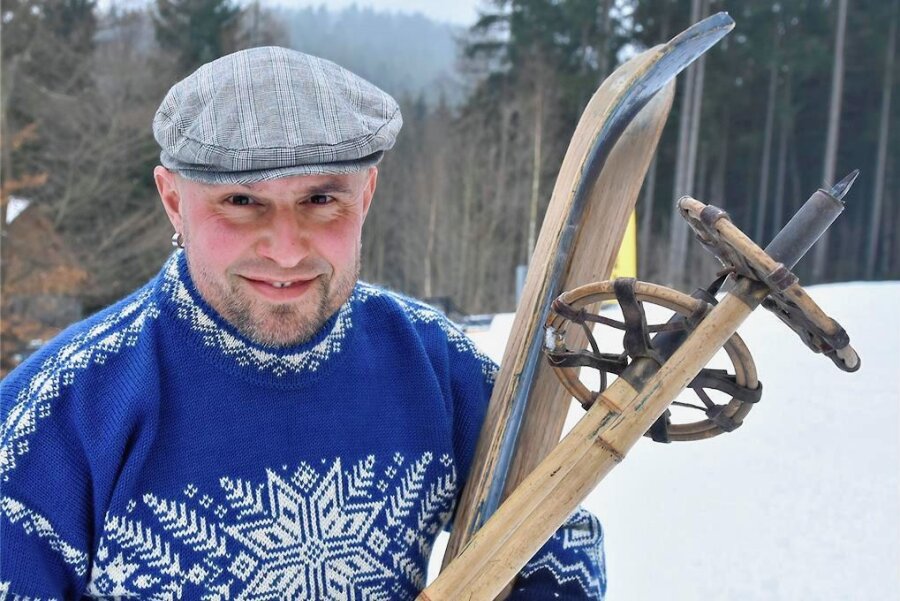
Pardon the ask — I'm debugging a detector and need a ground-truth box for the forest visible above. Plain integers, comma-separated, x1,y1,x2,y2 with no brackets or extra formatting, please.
1,0,897,369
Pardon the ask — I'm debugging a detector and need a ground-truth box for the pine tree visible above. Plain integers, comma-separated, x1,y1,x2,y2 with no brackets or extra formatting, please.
154,0,242,74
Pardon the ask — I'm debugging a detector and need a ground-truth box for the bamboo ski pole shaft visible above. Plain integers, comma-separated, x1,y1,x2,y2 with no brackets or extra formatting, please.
420,281,766,601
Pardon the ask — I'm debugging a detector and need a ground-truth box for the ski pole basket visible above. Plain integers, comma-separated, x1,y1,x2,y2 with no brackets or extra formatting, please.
545,278,761,442
545,178,860,444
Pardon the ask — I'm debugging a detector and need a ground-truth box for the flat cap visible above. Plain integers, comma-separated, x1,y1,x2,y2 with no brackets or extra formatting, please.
153,46,402,184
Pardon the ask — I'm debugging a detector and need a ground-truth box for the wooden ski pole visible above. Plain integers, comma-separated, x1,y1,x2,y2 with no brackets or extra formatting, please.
422,173,860,600
421,281,763,600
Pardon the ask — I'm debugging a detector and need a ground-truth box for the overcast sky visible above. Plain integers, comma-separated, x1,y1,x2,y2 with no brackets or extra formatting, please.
263,0,484,26
97,1,485,27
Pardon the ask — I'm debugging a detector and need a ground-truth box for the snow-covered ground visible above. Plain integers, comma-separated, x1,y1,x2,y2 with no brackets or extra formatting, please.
429,281,899,599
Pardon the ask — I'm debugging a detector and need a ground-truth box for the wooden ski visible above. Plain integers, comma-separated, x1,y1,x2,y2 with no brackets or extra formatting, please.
438,11,735,590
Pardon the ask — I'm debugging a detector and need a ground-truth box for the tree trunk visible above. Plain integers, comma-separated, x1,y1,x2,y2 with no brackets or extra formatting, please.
596,0,614,79
685,35,706,200
459,150,476,307
709,107,729,206
424,179,439,299
527,75,544,262
680,0,708,285
755,25,781,243
696,141,709,205
884,157,898,277
866,0,897,279
0,55,21,234
812,0,849,282
772,72,792,235
474,103,513,310
667,0,704,286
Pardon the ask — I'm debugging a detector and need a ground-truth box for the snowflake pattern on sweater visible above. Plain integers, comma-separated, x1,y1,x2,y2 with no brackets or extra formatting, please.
1,252,604,600
86,453,456,599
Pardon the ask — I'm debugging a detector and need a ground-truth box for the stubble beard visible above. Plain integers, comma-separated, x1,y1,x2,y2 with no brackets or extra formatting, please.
187,251,360,348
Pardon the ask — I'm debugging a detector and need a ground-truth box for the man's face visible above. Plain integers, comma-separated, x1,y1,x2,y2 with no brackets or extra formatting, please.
155,167,377,347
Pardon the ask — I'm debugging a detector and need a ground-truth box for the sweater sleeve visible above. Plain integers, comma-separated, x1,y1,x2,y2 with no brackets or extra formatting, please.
1,285,163,599
445,326,607,600
1,359,93,599
507,507,607,600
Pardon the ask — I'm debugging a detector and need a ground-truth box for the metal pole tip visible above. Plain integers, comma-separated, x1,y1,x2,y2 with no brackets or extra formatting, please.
829,169,860,201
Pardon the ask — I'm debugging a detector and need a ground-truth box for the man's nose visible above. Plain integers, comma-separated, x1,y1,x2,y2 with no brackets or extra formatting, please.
257,212,310,268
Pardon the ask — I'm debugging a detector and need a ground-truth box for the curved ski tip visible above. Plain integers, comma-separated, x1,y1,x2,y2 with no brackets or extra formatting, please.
707,11,736,29
695,12,736,33
671,12,735,48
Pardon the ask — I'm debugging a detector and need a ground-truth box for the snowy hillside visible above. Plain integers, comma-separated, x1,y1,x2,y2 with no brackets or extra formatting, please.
429,281,900,599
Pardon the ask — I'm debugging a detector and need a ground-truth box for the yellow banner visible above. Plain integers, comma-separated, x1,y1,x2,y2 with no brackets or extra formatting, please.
610,211,637,279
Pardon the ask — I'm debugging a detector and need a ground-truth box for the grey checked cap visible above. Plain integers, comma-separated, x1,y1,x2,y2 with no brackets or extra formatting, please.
153,46,402,184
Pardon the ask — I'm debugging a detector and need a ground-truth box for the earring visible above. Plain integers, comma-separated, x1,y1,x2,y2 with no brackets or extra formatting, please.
171,231,184,248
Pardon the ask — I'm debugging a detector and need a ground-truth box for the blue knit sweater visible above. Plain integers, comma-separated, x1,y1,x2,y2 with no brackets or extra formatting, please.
1,251,605,600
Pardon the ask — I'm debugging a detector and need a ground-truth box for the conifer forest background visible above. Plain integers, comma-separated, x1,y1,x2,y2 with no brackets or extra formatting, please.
1,0,898,370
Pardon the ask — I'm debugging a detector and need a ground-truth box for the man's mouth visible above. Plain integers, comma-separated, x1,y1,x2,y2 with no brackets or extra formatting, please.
242,275,318,299
245,276,312,287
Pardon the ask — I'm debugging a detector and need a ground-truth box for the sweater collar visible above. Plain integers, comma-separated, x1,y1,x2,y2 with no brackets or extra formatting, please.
156,251,366,383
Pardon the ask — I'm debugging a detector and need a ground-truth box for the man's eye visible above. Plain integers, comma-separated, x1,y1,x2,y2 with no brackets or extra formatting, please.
228,195,254,206
309,195,333,205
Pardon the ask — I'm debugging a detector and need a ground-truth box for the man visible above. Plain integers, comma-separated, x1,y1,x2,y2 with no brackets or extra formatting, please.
1,47,605,599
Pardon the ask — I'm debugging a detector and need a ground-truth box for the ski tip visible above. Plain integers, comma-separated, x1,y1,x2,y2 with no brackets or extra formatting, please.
709,11,736,28
829,169,860,201
667,12,735,56
698,12,736,33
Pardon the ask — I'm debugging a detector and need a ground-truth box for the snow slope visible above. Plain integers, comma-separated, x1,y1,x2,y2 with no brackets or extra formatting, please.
430,281,899,599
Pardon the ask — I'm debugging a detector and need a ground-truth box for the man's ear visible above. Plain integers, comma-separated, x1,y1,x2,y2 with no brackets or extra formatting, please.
360,167,378,223
154,166,183,232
